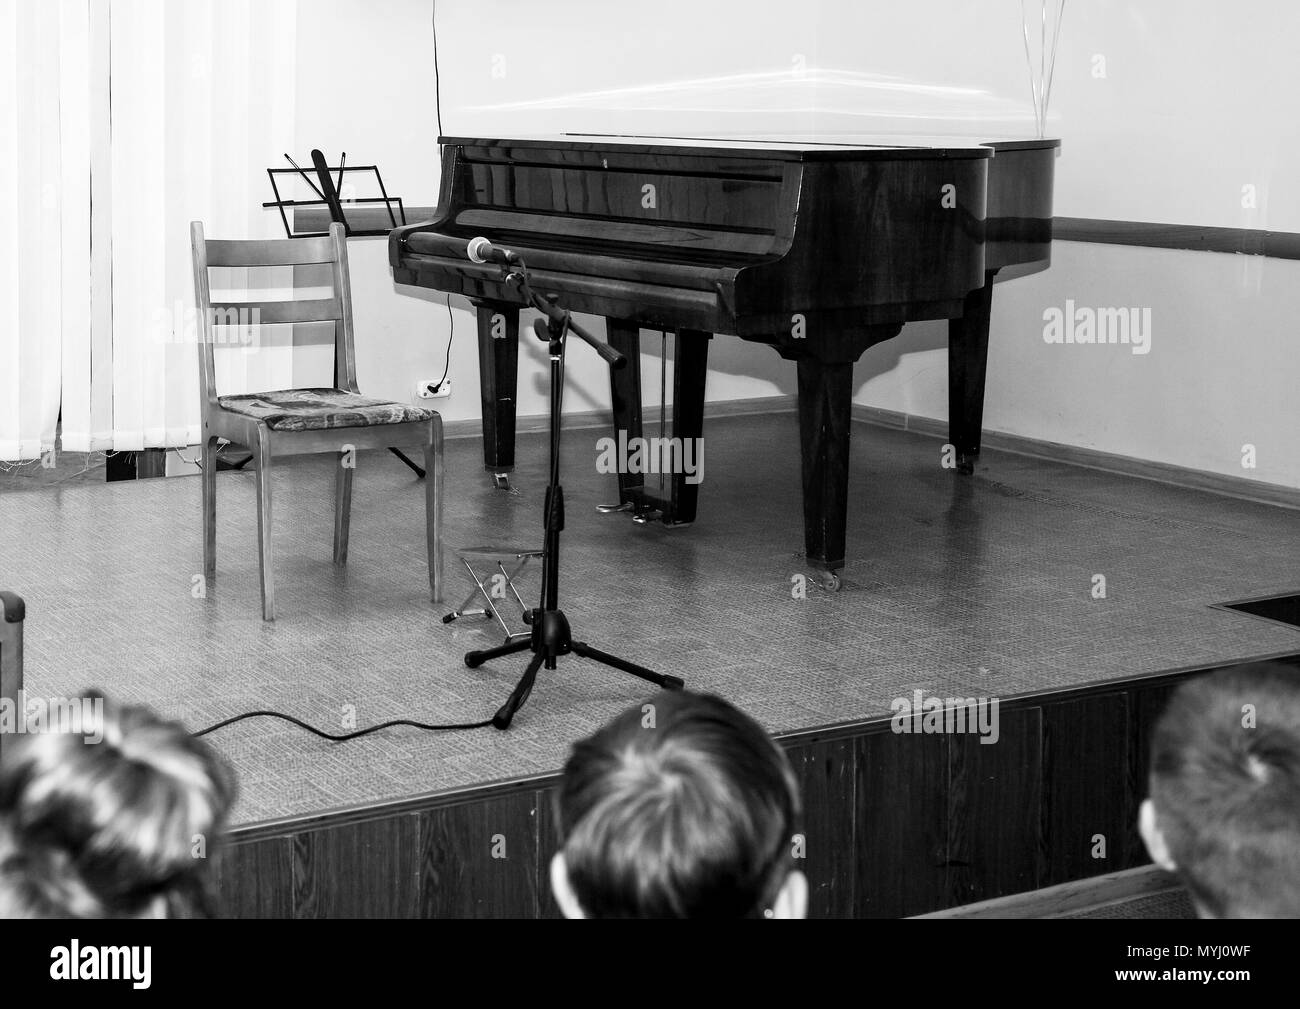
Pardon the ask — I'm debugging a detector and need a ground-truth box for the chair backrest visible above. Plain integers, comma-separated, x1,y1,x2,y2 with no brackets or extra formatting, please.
189,221,358,407
0,592,24,764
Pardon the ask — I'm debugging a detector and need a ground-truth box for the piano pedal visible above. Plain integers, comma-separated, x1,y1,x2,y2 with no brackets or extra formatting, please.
596,501,634,514
491,472,513,491
632,508,663,525
815,569,843,592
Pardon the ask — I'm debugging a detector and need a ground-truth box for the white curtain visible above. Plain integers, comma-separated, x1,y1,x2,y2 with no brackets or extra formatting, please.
0,0,297,462
109,0,298,452
0,0,75,462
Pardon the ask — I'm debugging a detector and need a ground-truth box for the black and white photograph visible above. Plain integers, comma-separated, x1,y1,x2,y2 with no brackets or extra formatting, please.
1,0,1298,970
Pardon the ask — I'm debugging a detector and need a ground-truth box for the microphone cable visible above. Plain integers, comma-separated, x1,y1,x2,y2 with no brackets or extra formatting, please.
192,708,494,741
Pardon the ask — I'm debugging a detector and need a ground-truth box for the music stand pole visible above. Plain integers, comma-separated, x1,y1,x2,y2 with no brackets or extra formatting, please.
308,149,427,479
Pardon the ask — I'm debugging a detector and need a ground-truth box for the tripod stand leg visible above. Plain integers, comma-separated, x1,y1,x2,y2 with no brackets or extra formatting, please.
493,650,546,730
571,641,684,690
465,636,532,669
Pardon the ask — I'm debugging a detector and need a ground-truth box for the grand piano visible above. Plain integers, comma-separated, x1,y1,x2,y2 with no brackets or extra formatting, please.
390,134,1057,589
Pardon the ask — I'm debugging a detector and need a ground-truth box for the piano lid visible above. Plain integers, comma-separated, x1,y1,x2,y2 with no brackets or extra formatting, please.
658,133,1063,153
438,133,994,162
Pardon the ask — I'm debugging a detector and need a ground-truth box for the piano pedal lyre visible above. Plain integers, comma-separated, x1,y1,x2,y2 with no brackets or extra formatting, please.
595,499,661,523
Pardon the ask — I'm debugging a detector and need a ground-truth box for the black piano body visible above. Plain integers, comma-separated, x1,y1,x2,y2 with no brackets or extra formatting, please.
390,134,1057,586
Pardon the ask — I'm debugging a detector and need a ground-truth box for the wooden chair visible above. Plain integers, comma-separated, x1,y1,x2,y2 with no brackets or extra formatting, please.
190,221,443,621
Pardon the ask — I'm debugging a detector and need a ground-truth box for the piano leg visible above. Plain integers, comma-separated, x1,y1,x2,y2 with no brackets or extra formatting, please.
665,330,710,526
948,270,996,476
602,321,711,526
796,357,853,589
475,302,520,485
604,319,645,512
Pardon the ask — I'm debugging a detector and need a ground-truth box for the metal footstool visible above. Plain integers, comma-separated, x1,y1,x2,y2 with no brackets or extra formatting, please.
442,546,543,644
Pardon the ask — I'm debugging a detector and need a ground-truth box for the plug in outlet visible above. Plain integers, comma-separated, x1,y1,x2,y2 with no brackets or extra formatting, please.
417,379,452,400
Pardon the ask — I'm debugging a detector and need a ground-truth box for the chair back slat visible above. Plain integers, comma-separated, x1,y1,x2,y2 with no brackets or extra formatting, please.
205,236,337,267
208,298,341,326
191,221,357,406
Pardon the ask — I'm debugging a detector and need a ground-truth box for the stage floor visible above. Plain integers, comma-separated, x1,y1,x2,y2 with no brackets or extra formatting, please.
3,411,1298,826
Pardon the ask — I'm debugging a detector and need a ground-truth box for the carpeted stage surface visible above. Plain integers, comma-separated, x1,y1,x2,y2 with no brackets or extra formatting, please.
2,412,1298,826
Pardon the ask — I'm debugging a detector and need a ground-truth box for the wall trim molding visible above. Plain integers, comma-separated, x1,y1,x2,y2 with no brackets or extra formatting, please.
852,404,1300,511
307,207,1300,261
1054,217,1300,260
440,394,798,442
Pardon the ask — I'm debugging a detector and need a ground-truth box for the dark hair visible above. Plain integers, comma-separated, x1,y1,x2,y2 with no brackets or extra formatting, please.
557,691,801,918
1149,662,1300,918
0,691,236,918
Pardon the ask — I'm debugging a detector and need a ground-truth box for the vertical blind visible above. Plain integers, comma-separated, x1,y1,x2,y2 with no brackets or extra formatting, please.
0,0,297,463
0,0,70,461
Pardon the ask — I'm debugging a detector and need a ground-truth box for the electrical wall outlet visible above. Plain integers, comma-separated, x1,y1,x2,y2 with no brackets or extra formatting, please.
416,379,452,400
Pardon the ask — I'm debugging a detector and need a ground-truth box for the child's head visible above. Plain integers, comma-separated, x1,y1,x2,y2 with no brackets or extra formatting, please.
551,690,805,919
0,692,235,918
1140,662,1300,918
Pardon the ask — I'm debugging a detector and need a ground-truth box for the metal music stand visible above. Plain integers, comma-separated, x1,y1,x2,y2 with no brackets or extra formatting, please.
263,150,425,477
264,150,408,238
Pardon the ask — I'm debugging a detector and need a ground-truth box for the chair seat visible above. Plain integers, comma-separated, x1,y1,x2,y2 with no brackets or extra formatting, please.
218,388,435,432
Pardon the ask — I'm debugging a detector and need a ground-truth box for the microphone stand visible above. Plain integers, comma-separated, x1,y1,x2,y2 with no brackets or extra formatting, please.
464,256,684,729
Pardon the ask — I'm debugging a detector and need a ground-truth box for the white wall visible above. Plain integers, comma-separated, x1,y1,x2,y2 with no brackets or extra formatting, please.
293,0,617,427
862,249,1300,487
290,0,1300,489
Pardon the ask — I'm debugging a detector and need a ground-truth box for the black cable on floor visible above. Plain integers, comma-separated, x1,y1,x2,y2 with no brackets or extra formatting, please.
198,22,465,746
192,709,494,740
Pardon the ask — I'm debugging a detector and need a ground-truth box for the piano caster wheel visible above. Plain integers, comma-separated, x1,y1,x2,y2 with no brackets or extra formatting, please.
596,501,634,514
819,570,842,592
632,508,663,525
491,472,513,491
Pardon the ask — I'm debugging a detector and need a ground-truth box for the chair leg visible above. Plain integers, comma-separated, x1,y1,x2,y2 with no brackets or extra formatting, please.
424,415,444,604
202,435,218,581
334,448,353,565
253,425,275,621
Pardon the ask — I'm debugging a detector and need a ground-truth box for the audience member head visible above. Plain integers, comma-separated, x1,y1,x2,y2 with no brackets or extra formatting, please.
0,691,235,918
551,690,805,919
1140,661,1300,918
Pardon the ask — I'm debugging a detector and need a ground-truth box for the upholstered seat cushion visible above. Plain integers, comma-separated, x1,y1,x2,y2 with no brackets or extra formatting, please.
218,388,435,432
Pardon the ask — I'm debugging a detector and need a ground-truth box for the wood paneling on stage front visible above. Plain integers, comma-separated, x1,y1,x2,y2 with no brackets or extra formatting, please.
215,654,1300,918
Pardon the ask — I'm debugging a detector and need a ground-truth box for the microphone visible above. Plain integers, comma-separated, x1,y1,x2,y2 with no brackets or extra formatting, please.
466,236,520,266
